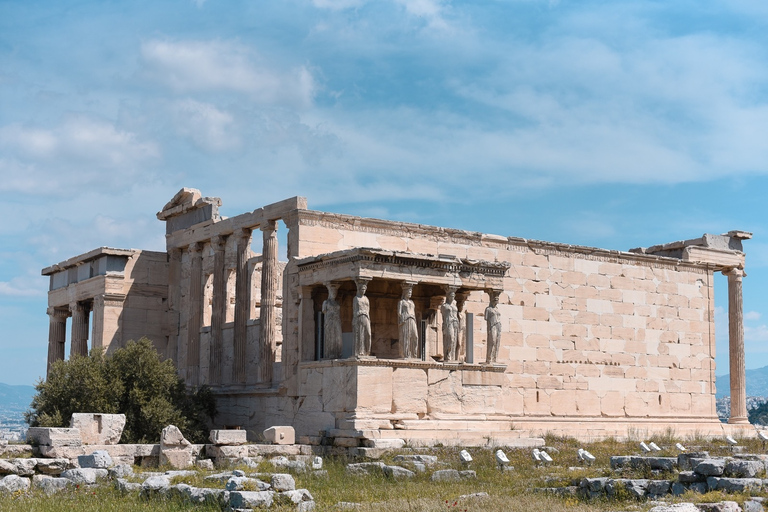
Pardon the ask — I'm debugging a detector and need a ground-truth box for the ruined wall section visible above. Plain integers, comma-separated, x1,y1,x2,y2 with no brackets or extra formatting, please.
292,210,718,422
118,251,169,354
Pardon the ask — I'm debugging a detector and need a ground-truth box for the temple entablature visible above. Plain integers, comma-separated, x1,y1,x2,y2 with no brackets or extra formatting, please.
630,230,752,270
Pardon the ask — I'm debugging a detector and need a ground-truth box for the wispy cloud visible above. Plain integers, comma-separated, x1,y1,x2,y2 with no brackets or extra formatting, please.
140,40,316,108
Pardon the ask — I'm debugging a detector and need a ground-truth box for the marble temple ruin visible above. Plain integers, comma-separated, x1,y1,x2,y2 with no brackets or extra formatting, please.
41,188,754,445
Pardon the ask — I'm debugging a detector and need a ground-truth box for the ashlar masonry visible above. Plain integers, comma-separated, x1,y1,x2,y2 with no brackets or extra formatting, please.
42,188,753,444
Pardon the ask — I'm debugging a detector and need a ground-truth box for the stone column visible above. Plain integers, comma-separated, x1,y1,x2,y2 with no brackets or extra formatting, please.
166,248,182,363
46,307,68,375
233,228,252,384
209,235,227,385
70,301,91,357
726,268,748,424
187,242,203,387
259,221,278,384
456,292,468,362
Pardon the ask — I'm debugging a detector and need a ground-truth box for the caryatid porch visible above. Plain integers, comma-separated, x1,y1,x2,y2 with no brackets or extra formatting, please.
295,248,510,364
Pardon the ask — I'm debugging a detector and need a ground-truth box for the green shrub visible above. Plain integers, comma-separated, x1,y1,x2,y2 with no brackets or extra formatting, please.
25,338,216,443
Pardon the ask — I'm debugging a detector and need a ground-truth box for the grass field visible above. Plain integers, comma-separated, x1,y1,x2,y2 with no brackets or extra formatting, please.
1,433,767,511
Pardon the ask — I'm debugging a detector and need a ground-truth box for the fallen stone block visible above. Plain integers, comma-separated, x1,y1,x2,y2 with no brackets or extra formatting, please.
277,488,314,505
115,478,142,494
160,425,194,469
271,473,296,491
624,479,650,499
346,462,386,475
79,450,113,469
141,474,172,497
196,459,215,470
678,452,710,471
229,490,275,509
678,471,705,483
698,501,743,512
383,465,415,479
745,500,765,512
431,469,461,482
725,459,764,478
393,454,438,466
209,429,247,445
70,413,126,445
61,468,109,485
263,426,295,445
610,455,676,472
32,474,72,495
225,476,270,492
35,458,71,475
647,480,671,498
27,427,82,447
174,484,229,506
0,460,14,475
11,458,36,476
108,464,134,479
694,459,726,477
459,470,477,479
271,457,308,472
707,476,762,493
0,474,30,494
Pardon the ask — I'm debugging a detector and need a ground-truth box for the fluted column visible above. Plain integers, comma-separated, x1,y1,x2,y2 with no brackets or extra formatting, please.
233,228,252,383
259,221,278,384
47,307,68,375
209,235,227,385
69,301,91,357
187,242,203,387
726,268,748,424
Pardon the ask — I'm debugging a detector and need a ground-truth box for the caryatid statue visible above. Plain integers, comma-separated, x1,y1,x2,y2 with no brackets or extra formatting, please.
456,292,468,362
398,282,418,359
441,286,460,361
322,282,342,359
485,290,502,363
353,278,372,357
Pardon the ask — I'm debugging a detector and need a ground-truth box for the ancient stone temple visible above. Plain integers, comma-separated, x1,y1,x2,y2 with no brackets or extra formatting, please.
42,188,754,444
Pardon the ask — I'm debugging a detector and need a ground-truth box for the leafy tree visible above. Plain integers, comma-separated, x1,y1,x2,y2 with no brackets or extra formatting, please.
26,338,216,443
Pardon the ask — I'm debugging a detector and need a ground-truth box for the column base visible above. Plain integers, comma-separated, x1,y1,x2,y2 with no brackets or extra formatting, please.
728,416,750,425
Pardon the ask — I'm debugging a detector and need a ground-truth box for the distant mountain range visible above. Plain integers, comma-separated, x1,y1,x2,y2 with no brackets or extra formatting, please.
0,383,36,413
716,365,768,399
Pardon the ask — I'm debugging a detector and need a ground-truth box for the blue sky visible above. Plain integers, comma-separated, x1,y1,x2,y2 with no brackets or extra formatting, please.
1,0,767,386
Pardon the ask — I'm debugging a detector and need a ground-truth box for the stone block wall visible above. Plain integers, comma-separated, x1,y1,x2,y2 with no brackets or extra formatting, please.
287,210,719,430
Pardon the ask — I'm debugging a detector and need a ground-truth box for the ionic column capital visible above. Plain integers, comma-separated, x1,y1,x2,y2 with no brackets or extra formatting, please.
260,220,277,232
69,301,90,315
187,242,201,254
211,235,227,251
47,307,69,319
724,267,745,280
236,227,252,240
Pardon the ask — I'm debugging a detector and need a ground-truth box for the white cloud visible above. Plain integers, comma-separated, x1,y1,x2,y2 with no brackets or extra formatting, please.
171,99,240,152
140,40,316,108
746,311,762,321
0,277,44,298
0,117,159,168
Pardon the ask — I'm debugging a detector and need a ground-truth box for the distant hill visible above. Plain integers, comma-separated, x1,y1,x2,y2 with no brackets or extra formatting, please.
0,383,36,413
716,365,768,399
